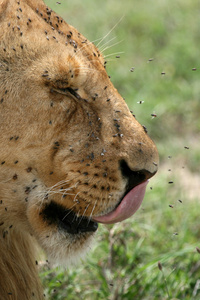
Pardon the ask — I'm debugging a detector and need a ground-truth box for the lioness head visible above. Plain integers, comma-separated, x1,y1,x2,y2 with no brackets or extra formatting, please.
0,0,158,266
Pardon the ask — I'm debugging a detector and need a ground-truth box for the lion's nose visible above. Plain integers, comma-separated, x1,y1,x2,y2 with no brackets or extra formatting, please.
120,160,157,192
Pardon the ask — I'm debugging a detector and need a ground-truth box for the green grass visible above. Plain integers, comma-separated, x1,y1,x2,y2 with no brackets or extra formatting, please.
40,0,200,299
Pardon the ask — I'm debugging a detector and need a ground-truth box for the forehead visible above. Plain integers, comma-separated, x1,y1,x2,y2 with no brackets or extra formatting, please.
0,0,104,65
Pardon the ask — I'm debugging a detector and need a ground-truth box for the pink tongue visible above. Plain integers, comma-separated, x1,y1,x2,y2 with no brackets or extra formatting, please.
93,181,148,224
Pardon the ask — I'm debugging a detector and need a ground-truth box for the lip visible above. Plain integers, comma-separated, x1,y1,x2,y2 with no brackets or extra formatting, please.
93,180,148,224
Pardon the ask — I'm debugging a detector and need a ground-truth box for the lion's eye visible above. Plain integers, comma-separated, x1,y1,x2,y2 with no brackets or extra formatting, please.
56,87,80,100
65,88,80,99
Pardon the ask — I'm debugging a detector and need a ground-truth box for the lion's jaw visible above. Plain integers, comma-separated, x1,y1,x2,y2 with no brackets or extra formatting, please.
0,0,159,267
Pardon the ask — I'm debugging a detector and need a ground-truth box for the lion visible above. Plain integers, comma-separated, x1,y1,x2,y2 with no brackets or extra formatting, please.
0,0,159,299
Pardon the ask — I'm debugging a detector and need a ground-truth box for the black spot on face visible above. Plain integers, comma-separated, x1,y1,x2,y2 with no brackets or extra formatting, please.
26,167,32,173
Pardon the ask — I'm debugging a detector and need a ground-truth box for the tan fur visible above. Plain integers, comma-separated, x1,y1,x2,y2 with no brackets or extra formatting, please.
0,0,159,299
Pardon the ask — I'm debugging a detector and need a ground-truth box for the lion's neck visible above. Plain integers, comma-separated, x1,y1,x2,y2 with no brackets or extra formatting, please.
0,229,44,300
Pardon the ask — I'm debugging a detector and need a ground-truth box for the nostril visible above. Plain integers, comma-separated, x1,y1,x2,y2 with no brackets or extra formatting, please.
120,160,155,192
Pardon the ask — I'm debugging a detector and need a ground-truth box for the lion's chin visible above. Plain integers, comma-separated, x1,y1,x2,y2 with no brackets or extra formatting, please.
33,201,98,266
39,229,96,267
27,201,97,266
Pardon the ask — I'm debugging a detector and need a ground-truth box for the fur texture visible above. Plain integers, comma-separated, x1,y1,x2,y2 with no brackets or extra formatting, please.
0,0,159,299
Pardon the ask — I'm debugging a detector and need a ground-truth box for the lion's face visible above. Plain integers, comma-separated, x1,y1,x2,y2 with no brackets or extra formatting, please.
0,0,158,265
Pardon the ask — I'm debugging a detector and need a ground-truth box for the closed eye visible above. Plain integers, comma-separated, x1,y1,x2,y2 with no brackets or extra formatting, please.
53,87,80,100
62,87,80,99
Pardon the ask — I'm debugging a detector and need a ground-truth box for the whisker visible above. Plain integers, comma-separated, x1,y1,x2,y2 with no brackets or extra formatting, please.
101,39,124,54
73,191,81,203
96,15,125,48
33,180,76,208
103,51,124,59
78,203,90,226
72,37,102,59
62,203,78,221
47,180,68,193
75,209,80,220
44,190,75,196
61,188,75,198
98,36,116,52
87,200,97,225
103,58,119,63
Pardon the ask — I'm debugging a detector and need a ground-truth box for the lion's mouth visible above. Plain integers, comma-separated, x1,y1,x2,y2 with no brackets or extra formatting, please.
41,201,98,234
93,180,148,224
41,180,148,233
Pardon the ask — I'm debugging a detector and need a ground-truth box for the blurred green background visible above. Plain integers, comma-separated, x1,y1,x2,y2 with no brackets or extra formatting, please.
40,1,200,299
